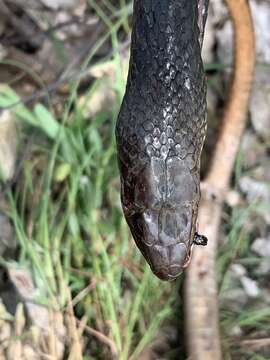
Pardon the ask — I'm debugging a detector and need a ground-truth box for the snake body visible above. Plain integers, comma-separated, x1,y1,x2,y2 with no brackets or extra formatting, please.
116,0,209,281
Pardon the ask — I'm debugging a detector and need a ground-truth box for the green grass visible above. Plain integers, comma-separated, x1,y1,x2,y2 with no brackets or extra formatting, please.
0,52,174,358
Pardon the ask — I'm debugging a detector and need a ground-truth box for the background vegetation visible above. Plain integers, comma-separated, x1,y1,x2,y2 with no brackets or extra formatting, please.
0,0,269,359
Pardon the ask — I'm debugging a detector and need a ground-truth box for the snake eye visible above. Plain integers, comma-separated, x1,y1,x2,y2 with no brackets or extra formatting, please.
193,232,208,246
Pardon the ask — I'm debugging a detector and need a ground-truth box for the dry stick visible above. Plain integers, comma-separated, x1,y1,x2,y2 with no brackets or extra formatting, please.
185,1,255,360
66,288,84,360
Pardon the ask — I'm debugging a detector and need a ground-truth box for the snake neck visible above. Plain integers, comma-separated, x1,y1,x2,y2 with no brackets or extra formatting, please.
119,0,207,169
129,0,204,95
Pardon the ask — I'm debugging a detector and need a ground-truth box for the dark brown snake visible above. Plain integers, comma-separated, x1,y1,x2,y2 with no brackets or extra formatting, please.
116,0,209,281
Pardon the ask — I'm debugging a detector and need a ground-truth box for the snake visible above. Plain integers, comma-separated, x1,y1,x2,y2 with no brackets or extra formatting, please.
115,0,209,281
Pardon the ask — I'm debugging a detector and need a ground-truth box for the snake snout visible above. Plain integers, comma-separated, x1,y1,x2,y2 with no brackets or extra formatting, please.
148,242,190,281
126,208,195,281
153,264,183,281
130,207,194,280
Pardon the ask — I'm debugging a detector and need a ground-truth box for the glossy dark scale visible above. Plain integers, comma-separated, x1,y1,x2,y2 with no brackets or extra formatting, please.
116,0,208,281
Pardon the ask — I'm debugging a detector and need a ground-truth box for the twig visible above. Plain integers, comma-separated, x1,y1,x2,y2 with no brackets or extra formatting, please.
239,337,270,350
65,288,83,360
185,1,255,359
82,322,118,357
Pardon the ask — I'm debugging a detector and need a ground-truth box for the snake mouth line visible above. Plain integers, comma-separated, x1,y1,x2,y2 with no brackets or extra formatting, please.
151,242,193,281
183,243,194,268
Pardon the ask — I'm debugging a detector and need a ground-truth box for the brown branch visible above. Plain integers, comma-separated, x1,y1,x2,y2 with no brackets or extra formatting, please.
65,288,84,360
238,337,270,350
184,1,255,359
82,323,118,356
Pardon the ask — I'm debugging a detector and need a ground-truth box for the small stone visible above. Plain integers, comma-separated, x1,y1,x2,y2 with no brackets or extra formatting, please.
230,325,243,337
216,19,233,66
250,1,270,63
225,190,241,207
40,0,77,9
231,264,247,278
262,289,270,305
22,345,38,360
251,237,270,257
241,276,260,298
216,0,270,66
238,176,270,203
250,69,270,141
0,265,66,358
0,110,17,181
209,0,228,26
255,258,270,276
263,211,270,226
202,9,215,63
221,288,248,310
240,130,267,168
252,165,270,183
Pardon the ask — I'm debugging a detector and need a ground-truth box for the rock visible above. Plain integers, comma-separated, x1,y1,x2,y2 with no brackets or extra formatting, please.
0,111,17,181
216,18,233,66
202,9,215,64
240,130,267,169
252,237,270,257
216,0,270,65
220,265,249,310
250,68,270,141
40,0,77,9
250,0,270,63
240,276,260,298
238,176,270,203
231,264,247,277
262,289,270,305
230,325,243,337
0,266,65,358
78,59,129,118
221,288,248,310
2,0,44,9
228,264,260,299
225,190,242,207
0,300,11,342
20,344,38,360
209,0,228,26
4,0,79,10
255,258,270,276
252,165,270,183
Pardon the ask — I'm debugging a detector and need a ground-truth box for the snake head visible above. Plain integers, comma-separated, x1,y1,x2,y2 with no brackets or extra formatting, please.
119,156,202,281
124,205,196,281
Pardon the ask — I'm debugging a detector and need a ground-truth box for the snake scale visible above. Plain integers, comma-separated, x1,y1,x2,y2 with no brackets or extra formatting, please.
116,0,209,281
